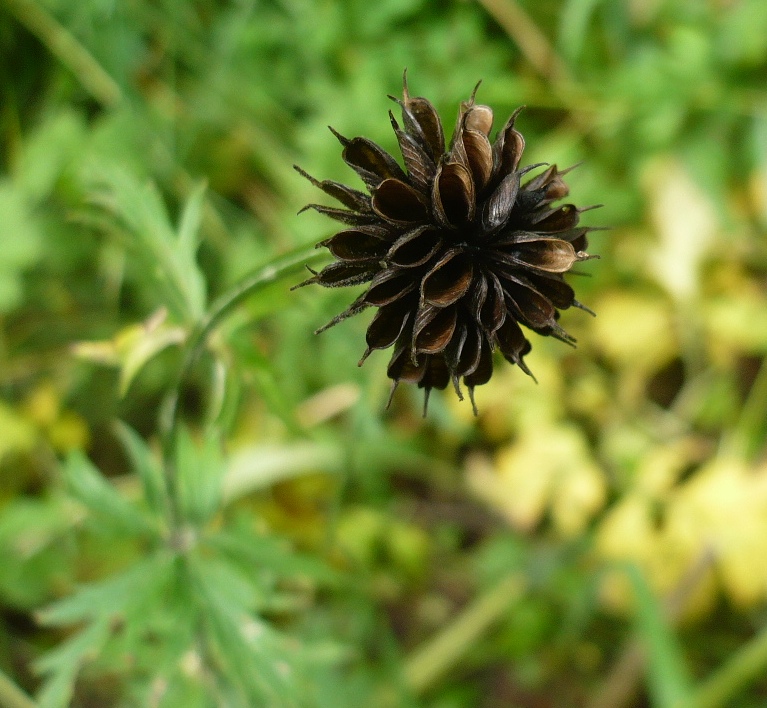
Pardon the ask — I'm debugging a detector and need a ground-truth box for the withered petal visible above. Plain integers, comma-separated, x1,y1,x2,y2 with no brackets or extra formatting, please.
495,317,535,377
512,239,577,273
432,161,475,227
468,271,488,319
397,70,446,160
387,344,427,384
388,227,442,267
365,304,411,351
525,271,576,309
464,337,493,390
463,128,494,192
372,178,429,223
465,104,494,136
413,305,458,355
444,320,469,372
482,172,520,233
504,280,557,330
309,261,380,289
364,269,417,306
456,325,483,378
525,203,580,232
294,166,371,212
332,129,407,189
389,111,436,192
418,356,450,392
492,107,526,177
324,229,390,261
523,164,559,192
421,250,474,306
299,203,379,226
479,271,506,333
495,317,526,361
315,292,370,334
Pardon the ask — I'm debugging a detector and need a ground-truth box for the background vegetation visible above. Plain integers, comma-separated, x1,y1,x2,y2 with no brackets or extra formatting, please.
1,0,767,706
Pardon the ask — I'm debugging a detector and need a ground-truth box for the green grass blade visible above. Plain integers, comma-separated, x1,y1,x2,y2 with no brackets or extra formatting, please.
624,563,693,708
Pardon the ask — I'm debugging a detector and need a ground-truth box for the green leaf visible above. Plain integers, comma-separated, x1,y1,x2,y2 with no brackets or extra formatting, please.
119,318,187,396
625,563,693,708
190,557,300,707
35,554,177,708
206,529,340,587
0,496,75,610
222,442,344,501
64,450,153,536
175,427,223,526
0,182,43,313
89,168,207,323
113,421,167,516
0,402,38,462
35,619,111,708
558,0,605,62
177,181,207,263
37,553,174,626
15,109,86,202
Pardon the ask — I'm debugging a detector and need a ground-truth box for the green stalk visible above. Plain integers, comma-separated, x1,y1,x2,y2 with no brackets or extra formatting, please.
159,244,326,529
681,623,767,708
721,355,767,461
0,668,37,708
404,572,525,694
1,0,121,107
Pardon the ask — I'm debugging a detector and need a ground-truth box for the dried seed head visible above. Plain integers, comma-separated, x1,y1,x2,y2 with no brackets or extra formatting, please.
295,72,599,414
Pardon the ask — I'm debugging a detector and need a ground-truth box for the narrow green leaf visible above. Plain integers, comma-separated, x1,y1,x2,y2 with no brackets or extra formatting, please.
0,182,43,313
89,169,206,322
222,442,344,502
118,320,186,396
686,621,767,708
175,427,223,526
625,563,693,708
37,553,174,626
206,529,340,586
558,0,605,61
35,619,111,708
192,562,299,707
177,181,207,262
113,421,167,516
64,450,152,536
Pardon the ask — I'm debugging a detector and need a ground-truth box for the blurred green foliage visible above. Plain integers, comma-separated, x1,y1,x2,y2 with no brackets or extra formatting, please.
1,0,767,706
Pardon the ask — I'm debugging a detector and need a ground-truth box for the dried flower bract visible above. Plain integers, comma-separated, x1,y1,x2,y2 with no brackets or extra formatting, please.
295,72,599,414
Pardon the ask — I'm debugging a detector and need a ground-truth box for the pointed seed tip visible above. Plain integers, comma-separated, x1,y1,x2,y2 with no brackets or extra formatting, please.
358,348,372,367
467,387,478,416
386,381,399,410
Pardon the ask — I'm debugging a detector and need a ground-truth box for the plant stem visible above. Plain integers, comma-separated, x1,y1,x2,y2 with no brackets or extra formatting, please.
589,550,714,708
1,0,121,107
403,572,525,694
682,623,767,708
0,668,37,708
159,243,325,528
475,0,570,85
721,355,767,461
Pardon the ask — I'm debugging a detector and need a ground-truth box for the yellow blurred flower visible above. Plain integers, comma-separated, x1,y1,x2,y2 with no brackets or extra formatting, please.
666,457,767,608
467,424,606,536
595,453,767,618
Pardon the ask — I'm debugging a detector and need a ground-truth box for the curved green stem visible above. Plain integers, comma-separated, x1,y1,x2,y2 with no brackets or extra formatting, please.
681,624,767,708
721,355,767,461
404,572,526,694
0,668,37,708
1,0,121,107
159,243,326,528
